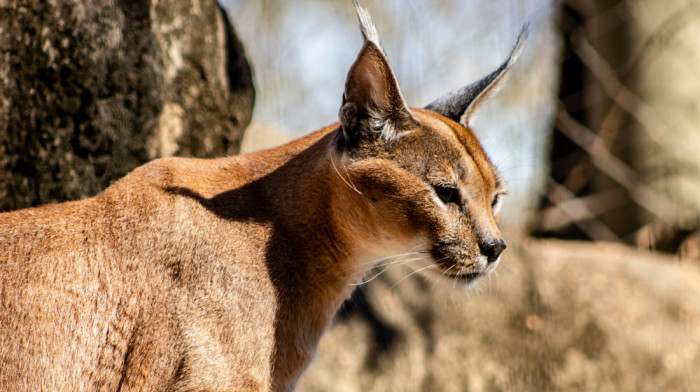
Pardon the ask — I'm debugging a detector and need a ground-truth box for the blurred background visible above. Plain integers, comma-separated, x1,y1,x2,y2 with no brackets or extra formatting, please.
2,0,699,390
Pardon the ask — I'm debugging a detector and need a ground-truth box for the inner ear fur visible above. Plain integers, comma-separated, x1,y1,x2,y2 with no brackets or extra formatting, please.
425,25,528,128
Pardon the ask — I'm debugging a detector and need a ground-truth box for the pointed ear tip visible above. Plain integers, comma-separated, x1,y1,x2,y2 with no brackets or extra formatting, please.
520,23,530,36
507,23,529,65
517,23,529,46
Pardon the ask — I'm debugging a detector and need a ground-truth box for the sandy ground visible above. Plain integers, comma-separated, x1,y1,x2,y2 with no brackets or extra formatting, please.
297,236,700,392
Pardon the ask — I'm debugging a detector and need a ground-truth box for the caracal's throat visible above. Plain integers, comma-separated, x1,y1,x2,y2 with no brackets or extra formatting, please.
345,234,432,285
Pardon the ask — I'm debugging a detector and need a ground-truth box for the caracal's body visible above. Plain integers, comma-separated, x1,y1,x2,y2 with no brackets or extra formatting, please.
0,2,525,391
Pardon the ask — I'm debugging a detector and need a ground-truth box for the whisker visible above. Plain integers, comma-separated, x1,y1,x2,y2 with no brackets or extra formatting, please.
440,264,456,278
342,251,424,272
342,161,363,196
430,263,452,289
373,256,425,274
452,265,463,291
328,151,363,196
342,236,429,264
389,264,437,289
424,260,451,291
474,279,484,296
495,260,520,278
350,257,425,286
492,270,500,294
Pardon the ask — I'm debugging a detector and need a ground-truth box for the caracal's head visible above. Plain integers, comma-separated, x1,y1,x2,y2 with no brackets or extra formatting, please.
333,2,526,288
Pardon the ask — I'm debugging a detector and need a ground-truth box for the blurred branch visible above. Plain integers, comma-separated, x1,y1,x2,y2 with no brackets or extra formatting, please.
555,105,687,219
539,186,627,232
597,3,700,155
621,3,700,78
569,27,700,158
540,177,621,241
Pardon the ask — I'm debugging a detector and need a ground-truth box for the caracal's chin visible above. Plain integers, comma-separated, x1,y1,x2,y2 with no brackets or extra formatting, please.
417,254,502,290
354,233,503,291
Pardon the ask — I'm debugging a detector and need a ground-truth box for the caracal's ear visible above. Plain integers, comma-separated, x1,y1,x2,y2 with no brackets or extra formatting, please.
425,25,528,128
338,1,417,148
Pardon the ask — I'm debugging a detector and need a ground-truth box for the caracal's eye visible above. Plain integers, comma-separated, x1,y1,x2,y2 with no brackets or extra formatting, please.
434,185,460,205
492,193,507,213
491,194,501,209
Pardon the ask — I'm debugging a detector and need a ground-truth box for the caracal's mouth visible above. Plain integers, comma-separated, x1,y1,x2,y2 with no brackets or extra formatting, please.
443,270,483,283
432,255,501,286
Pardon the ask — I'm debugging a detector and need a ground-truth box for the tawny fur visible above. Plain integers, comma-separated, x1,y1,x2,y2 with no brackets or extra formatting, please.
0,2,521,391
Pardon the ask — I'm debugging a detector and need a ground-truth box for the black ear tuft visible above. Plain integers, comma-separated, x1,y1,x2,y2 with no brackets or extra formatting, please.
425,25,528,127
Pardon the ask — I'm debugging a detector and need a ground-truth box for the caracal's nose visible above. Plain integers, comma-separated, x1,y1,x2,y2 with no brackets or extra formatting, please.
480,240,506,264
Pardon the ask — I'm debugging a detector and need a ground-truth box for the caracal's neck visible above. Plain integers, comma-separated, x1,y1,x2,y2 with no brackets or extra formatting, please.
260,128,411,264
212,124,422,299
230,126,378,389
235,124,422,289
220,125,427,390
234,125,365,287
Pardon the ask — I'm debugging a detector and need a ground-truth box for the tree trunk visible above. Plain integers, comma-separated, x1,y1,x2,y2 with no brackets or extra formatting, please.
0,0,254,212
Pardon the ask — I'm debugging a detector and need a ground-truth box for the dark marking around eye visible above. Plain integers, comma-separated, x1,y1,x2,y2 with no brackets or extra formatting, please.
434,185,460,205
492,193,508,210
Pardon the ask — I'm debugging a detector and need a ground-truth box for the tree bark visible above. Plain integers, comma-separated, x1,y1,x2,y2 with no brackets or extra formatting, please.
0,0,254,212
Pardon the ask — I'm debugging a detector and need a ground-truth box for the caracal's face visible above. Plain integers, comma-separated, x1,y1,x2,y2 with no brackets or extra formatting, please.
344,109,507,287
337,4,524,288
